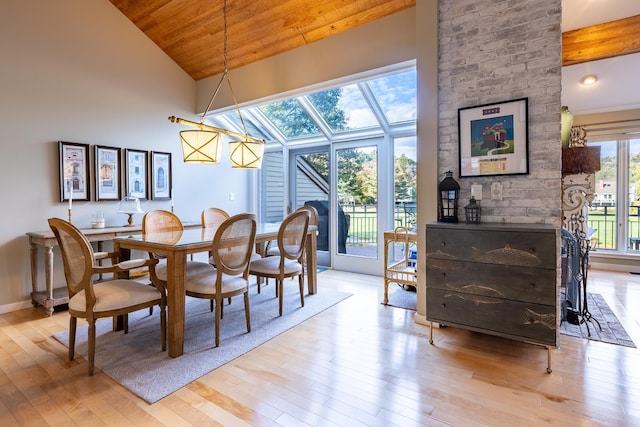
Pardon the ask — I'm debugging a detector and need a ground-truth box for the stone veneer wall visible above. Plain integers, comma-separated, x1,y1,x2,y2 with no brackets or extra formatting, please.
438,0,562,226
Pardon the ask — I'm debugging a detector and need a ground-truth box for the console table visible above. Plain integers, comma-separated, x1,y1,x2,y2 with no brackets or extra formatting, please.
27,222,200,316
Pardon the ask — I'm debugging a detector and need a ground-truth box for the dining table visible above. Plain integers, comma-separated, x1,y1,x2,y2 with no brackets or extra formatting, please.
112,222,318,358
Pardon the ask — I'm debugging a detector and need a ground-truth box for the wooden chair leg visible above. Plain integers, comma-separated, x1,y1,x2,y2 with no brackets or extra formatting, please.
69,316,77,362
298,274,305,307
214,297,222,347
160,303,167,351
88,319,96,376
244,291,251,333
278,279,284,316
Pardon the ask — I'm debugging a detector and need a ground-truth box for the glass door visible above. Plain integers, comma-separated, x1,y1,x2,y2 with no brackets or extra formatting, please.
333,140,387,274
289,147,331,266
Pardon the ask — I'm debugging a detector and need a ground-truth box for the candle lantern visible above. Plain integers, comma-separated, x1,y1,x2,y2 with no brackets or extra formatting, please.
464,196,481,224
438,171,460,223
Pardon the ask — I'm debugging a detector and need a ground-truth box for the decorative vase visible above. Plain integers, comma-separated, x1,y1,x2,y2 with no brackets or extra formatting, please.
561,106,574,148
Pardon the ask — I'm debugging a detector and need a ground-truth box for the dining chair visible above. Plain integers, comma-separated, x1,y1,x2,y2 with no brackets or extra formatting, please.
201,207,230,228
265,205,318,257
48,217,166,376
185,213,257,347
201,207,231,309
249,209,310,316
264,205,317,289
142,210,213,285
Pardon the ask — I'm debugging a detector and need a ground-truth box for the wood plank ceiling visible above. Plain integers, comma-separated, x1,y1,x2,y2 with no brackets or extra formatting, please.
108,1,639,80
108,0,415,81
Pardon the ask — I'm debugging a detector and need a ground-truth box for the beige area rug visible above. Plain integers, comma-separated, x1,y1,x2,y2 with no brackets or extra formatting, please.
53,283,351,403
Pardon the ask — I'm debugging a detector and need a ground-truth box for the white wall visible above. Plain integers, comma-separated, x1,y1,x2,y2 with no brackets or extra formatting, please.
195,8,418,111
0,0,253,311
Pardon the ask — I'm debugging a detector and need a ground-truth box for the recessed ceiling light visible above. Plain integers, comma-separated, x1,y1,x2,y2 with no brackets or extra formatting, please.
580,74,598,85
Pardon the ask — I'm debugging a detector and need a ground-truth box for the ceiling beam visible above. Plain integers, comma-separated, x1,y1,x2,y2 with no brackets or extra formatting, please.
563,14,640,66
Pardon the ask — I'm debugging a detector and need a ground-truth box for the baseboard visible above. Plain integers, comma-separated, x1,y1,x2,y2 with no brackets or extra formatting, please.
0,299,34,315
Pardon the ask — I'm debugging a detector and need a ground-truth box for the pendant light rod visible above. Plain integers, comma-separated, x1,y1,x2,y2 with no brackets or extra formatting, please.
168,116,264,144
168,0,266,168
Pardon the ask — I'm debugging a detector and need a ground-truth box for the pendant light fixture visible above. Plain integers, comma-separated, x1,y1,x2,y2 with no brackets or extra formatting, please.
168,0,265,168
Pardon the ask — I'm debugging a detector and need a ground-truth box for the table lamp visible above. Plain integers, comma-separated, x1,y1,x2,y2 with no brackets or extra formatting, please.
118,194,144,226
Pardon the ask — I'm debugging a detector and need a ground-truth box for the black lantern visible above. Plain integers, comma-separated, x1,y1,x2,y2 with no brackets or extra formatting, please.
464,196,481,224
438,171,460,223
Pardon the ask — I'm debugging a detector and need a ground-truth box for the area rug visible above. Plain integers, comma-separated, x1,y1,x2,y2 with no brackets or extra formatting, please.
382,285,416,310
53,284,351,403
560,293,636,348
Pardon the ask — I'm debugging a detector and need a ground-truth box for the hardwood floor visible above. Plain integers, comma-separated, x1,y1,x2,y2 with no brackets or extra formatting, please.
1,268,639,426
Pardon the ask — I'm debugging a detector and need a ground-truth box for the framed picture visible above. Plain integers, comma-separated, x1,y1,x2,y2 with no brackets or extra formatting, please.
94,145,121,201
458,98,529,177
59,141,90,202
124,148,148,200
150,151,172,200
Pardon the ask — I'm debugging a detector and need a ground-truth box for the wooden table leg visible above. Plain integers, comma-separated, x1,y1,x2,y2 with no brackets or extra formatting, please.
29,242,39,308
44,245,55,316
306,231,317,294
167,250,187,358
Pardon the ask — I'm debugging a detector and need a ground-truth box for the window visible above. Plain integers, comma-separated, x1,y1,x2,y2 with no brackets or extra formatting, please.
588,137,640,252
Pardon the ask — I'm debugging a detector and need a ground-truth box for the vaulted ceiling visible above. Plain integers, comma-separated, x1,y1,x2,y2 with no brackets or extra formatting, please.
108,1,640,114
108,0,415,81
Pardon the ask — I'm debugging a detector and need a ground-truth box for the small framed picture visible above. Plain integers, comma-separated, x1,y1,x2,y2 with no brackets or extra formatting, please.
94,145,121,201
124,149,148,200
59,141,90,202
458,98,529,177
150,151,172,200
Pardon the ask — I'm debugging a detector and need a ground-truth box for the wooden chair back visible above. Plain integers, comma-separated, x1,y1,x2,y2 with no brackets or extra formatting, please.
211,213,257,278
202,207,230,228
278,210,310,261
48,218,95,303
296,205,318,226
142,210,184,234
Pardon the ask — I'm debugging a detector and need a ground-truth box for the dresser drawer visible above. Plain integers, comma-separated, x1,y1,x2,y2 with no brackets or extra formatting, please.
426,227,556,268
426,288,556,346
426,259,556,305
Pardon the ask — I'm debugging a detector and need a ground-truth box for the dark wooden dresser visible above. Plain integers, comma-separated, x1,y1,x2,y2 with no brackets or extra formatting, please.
425,222,558,372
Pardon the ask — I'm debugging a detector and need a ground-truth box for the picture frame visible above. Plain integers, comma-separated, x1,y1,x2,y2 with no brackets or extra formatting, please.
94,145,121,201
124,148,148,200
150,151,172,200
59,141,90,202
458,98,529,177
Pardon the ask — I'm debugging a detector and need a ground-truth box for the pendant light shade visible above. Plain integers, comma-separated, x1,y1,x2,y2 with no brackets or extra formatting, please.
180,130,222,164
229,140,264,169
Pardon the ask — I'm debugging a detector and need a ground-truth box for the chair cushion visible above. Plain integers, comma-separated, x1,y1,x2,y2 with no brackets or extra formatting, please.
185,270,249,296
155,260,214,282
210,252,262,265
69,279,161,314
249,256,302,276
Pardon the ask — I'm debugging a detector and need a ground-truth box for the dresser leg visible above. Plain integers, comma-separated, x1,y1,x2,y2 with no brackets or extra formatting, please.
546,347,552,374
429,321,434,344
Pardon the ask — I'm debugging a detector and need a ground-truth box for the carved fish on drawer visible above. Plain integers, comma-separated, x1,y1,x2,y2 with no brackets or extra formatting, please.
472,245,542,267
445,292,503,305
426,249,456,260
523,308,556,329
456,284,505,298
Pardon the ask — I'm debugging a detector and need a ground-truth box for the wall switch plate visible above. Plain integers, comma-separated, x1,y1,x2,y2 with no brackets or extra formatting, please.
471,184,482,200
491,182,502,200
229,192,235,201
